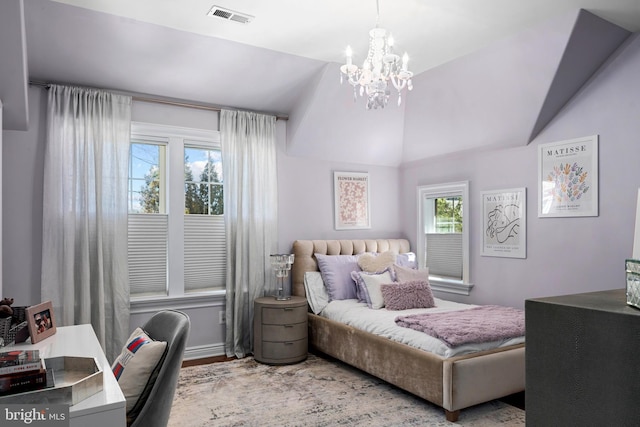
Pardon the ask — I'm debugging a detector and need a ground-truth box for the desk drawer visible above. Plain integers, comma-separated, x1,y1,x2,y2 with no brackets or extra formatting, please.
262,322,307,341
262,306,306,325
262,338,308,360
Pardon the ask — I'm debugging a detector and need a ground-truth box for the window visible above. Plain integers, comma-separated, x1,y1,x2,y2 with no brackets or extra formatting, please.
417,181,472,295
184,147,223,215
128,142,166,214
128,122,226,299
183,146,225,291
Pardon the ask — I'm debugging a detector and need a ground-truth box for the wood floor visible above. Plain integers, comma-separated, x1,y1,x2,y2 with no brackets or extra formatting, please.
181,355,235,368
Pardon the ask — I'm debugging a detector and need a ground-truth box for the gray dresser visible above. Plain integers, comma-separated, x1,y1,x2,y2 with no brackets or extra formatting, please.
253,296,308,365
526,288,640,426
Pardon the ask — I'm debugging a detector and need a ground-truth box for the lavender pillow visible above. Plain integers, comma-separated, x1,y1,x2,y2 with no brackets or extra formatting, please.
315,254,360,301
351,270,371,305
381,280,435,310
351,269,393,308
396,252,418,269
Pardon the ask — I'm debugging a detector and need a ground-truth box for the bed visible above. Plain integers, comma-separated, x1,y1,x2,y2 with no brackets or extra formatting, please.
291,239,525,422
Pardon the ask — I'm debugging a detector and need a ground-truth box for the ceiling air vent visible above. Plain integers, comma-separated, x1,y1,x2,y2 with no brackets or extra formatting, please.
207,6,254,24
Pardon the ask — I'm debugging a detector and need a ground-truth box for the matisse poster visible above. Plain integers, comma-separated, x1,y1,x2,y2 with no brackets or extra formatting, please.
481,188,526,258
538,135,598,217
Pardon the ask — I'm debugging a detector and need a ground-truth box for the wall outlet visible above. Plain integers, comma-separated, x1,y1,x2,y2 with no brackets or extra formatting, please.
219,311,226,324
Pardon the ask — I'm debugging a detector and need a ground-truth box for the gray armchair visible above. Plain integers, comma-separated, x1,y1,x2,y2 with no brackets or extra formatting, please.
127,310,191,427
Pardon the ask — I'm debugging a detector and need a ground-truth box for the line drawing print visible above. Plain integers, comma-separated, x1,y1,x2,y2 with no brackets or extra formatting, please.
486,203,520,244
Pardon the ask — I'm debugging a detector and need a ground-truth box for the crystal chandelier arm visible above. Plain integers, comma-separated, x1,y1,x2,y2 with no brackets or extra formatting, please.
390,74,406,92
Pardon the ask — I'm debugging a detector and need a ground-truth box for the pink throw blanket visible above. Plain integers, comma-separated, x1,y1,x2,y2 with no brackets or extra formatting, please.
395,305,525,347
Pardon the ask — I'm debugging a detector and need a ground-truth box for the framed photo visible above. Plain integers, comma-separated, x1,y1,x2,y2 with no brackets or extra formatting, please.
26,301,57,344
334,171,371,230
538,135,598,217
481,187,527,258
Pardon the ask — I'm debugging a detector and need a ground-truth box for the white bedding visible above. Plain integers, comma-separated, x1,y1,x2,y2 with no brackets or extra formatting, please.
320,298,525,358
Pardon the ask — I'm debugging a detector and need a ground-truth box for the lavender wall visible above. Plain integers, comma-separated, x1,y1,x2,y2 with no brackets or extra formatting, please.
277,118,404,252
400,33,640,309
2,86,45,306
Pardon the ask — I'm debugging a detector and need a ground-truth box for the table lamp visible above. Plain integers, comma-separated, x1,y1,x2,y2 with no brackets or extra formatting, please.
270,254,295,300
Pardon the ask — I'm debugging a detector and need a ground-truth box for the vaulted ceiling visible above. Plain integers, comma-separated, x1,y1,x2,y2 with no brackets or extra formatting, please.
48,0,640,76
2,0,639,165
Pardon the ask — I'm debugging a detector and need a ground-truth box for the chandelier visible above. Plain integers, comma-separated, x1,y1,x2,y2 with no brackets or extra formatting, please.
340,0,414,109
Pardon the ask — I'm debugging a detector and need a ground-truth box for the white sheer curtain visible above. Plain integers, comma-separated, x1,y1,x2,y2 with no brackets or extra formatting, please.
221,109,278,358
41,85,131,362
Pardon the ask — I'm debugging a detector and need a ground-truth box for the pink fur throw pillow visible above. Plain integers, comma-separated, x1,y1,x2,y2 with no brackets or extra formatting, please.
381,280,435,310
358,251,397,273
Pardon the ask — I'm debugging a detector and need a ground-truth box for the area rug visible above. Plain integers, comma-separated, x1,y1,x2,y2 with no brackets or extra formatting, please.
168,353,524,426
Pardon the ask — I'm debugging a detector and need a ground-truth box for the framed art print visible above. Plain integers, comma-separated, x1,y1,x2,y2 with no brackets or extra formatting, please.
26,300,57,344
538,135,598,217
481,187,526,258
334,171,370,230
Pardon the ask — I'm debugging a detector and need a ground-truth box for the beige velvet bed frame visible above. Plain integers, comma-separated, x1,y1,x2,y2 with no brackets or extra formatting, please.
291,239,525,422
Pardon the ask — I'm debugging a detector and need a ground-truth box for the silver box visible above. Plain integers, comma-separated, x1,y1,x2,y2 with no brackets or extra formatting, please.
0,356,103,405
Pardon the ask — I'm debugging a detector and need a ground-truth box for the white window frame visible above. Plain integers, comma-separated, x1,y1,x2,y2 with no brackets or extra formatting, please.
129,122,226,306
416,181,473,295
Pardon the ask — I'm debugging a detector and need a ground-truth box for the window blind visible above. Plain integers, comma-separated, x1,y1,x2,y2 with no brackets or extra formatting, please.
426,233,462,279
128,214,168,296
184,215,226,292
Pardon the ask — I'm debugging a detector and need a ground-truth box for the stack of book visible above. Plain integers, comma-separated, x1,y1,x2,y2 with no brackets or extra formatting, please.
0,350,49,396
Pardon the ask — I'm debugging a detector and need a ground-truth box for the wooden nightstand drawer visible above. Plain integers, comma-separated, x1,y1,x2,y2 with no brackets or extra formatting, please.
262,306,306,325
262,322,307,341
262,338,308,360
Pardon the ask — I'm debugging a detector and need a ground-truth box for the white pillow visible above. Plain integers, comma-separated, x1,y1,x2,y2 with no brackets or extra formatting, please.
112,327,167,412
304,271,329,314
360,270,394,309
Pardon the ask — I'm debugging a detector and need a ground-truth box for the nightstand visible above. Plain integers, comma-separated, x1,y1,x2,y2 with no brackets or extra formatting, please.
253,296,308,365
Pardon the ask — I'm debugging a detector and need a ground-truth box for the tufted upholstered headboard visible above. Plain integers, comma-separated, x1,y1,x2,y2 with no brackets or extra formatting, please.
291,239,411,299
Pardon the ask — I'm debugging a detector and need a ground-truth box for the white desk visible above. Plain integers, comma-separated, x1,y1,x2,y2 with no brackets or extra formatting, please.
6,324,126,427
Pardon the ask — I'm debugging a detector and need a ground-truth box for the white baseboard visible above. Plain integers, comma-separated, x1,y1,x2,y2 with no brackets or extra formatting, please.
183,342,226,360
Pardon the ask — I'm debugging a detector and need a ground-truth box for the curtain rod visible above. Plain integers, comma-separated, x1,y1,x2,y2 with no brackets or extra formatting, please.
29,80,289,121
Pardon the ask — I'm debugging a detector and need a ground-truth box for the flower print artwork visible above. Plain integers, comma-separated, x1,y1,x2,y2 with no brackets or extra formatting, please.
546,162,589,204
538,135,598,217
334,172,370,229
